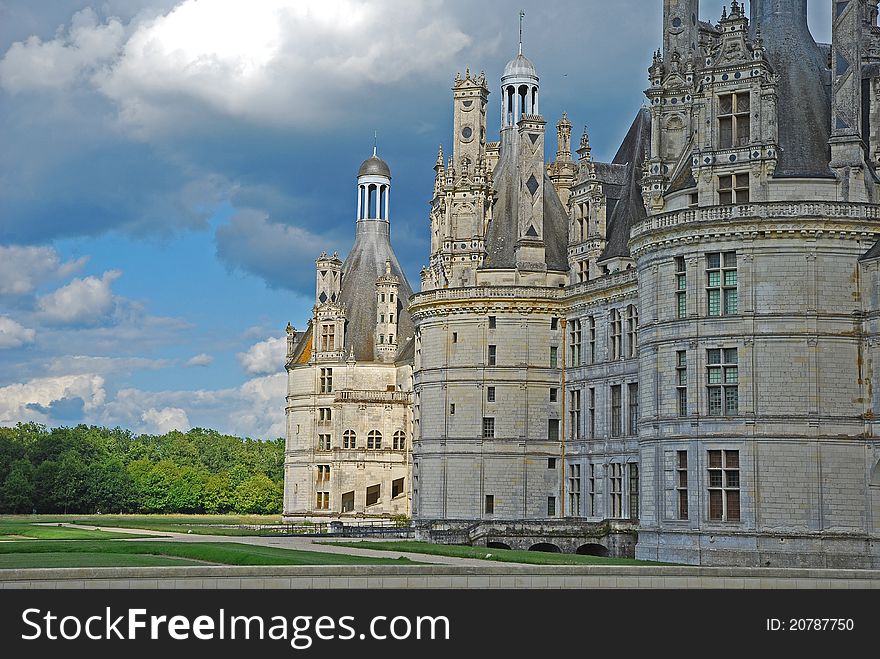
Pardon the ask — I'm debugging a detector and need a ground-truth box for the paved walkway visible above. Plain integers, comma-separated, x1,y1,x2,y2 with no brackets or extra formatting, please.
48,523,494,567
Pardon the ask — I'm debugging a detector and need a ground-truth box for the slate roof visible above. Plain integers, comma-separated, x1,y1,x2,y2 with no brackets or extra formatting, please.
750,0,834,178
482,132,570,272
598,108,652,261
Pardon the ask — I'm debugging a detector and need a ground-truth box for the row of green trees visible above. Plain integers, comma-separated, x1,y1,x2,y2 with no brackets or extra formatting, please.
0,424,284,515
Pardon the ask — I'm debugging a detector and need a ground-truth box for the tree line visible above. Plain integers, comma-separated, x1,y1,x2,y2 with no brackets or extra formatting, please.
0,423,285,515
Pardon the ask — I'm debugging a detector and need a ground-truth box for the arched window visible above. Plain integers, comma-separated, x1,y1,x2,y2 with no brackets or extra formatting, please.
393,431,406,450
343,430,356,449
610,309,622,360
367,430,382,450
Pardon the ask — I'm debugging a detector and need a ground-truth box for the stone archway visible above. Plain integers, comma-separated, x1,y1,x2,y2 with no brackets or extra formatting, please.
576,543,609,557
528,542,561,553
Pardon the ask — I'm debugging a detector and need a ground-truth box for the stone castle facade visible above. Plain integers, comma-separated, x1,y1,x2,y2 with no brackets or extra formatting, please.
285,0,880,568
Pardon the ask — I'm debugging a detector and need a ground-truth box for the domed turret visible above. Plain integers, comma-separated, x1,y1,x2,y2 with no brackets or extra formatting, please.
500,50,540,129
356,146,391,221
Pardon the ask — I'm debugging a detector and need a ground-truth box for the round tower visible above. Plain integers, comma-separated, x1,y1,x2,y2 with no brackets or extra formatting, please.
357,147,392,222
500,51,539,129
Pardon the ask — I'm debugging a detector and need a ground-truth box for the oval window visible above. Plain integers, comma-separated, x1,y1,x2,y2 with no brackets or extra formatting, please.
462,126,473,139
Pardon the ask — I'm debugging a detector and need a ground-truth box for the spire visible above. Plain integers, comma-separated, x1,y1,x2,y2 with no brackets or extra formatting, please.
519,9,525,55
373,130,378,157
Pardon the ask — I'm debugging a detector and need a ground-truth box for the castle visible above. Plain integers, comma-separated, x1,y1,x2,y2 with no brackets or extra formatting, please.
285,0,880,568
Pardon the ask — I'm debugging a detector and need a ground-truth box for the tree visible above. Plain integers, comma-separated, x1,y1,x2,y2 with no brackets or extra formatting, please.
233,474,282,514
0,460,35,513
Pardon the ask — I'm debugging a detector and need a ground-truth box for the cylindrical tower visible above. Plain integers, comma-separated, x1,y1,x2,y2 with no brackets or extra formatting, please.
357,148,392,222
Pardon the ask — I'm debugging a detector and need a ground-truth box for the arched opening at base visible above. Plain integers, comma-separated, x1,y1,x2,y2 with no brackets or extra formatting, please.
487,542,512,550
576,543,609,557
529,542,561,553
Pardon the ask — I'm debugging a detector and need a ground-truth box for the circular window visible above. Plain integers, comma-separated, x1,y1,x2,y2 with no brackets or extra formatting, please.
461,126,473,140
672,17,682,27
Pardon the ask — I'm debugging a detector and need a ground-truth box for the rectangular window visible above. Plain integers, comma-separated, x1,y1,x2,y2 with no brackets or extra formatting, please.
547,496,557,517
449,403,455,415
487,386,496,402
320,324,335,352
568,464,581,516
549,387,558,403
488,315,496,329
316,492,329,510
569,319,582,366
675,256,687,319
688,192,699,208
318,434,331,451
578,259,589,283
707,348,738,416
341,491,354,513
588,316,596,364
629,463,639,519
551,317,559,331
718,172,749,205
718,92,750,149
548,457,557,469
588,388,596,439
706,251,737,316
610,463,623,518
548,419,560,441
550,346,558,368
318,407,332,423
392,477,405,498
485,494,495,514
317,465,331,483
570,389,582,439
366,484,381,507
676,350,688,417
677,450,689,520
626,306,638,358
482,417,495,439
610,309,622,360
319,368,333,393
488,344,497,366
588,464,597,516
628,382,639,436
611,385,622,438
708,449,741,521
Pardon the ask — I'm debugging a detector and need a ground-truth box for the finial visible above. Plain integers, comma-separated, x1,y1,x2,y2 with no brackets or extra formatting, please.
385,259,392,275
519,9,525,55
373,130,378,157
286,322,294,335
721,6,727,20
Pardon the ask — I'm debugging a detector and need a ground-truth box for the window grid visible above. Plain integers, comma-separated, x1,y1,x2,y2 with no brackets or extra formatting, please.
718,173,750,205
482,417,495,439
319,368,333,393
629,463,639,520
718,91,750,149
392,430,406,450
487,386,496,402
708,449,741,521
550,346,558,369
588,316,596,364
610,309,622,360
570,389,582,440
318,434,331,451
367,430,383,450
343,429,356,449
568,464,581,516
628,383,639,436
569,319,582,366
675,256,687,319
588,388,596,439
316,492,329,510
706,251,737,317
677,450,689,520
488,344,497,366
611,385,622,438
547,496,557,517
610,463,623,518
676,350,688,417
626,306,638,358
588,464,597,516
707,348,739,416
320,324,336,352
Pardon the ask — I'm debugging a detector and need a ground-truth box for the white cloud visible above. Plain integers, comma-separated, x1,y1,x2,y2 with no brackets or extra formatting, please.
141,406,190,434
37,270,122,325
0,317,36,349
185,353,214,368
0,8,125,93
102,373,286,438
0,374,106,425
238,336,286,375
0,245,87,296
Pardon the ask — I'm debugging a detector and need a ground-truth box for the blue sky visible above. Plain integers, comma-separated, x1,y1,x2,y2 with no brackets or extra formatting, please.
0,1,831,438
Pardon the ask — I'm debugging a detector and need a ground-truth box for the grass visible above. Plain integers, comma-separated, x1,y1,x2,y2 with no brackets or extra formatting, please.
0,522,149,541
0,553,204,569
0,514,291,537
324,541,665,566
0,540,418,568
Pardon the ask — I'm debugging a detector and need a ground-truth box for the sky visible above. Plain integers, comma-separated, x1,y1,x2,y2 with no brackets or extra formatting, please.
0,1,832,439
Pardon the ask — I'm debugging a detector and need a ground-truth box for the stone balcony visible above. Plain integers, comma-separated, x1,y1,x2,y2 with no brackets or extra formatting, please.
334,389,411,404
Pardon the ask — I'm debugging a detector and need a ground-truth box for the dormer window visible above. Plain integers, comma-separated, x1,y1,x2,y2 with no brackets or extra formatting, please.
320,324,335,351
718,92,750,148
719,173,749,205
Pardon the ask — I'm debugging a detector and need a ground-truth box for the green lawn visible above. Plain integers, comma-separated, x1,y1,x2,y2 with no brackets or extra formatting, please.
0,552,204,569
0,514,293,537
0,540,417,568
0,522,148,541
325,541,665,566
